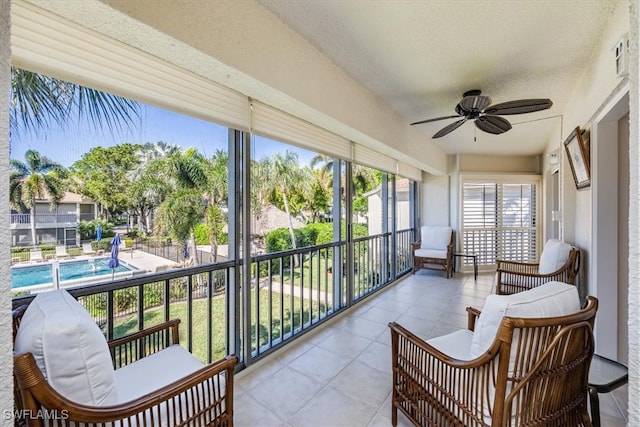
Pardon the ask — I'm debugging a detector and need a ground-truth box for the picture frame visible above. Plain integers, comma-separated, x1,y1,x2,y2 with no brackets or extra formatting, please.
563,126,591,189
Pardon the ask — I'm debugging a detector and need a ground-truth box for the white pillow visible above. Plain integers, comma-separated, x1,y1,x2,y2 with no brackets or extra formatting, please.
470,281,580,358
538,239,573,274
420,226,452,250
14,290,118,406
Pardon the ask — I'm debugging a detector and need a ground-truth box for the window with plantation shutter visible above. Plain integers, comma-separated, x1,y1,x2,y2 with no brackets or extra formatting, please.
462,177,539,268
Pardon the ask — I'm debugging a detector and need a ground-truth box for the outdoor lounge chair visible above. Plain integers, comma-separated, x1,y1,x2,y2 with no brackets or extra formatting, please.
389,281,597,426
119,241,134,258
13,290,237,427
82,242,96,255
55,244,70,259
29,249,43,262
495,239,580,295
171,257,194,269
412,226,454,278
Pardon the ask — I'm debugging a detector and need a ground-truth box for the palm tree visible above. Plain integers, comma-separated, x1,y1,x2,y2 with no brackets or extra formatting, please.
309,154,378,220
10,150,66,246
156,148,209,265
265,150,309,250
137,141,181,165
10,68,140,138
154,189,205,259
203,150,228,262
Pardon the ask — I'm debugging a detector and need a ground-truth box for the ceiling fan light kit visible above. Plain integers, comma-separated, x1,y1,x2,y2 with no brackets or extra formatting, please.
411,89,553,139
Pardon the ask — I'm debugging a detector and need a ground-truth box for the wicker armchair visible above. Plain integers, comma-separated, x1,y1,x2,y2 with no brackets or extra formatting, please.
389,282,597,427
412,226,454,278
13,291,237,427
495,239,580,295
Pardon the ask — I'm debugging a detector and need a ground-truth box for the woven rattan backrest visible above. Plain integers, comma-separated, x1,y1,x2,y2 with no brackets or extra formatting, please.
491,296,598,426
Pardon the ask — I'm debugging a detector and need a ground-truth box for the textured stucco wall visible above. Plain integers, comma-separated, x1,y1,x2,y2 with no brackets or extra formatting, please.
1,0,12,424
628,1,639,424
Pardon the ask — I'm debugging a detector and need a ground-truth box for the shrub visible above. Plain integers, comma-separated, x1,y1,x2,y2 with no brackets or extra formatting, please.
265,228,291,253
193,223,209,245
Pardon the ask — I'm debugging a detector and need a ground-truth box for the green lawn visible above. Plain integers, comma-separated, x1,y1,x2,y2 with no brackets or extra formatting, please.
112,288,330,363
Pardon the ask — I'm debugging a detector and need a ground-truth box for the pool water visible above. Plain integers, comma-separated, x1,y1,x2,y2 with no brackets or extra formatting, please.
11,258,133,289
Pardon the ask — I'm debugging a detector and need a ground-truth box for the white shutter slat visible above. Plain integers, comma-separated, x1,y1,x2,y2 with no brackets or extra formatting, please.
251,101,351,160
462,179,539,267
352,144,396,174
397,161,422,182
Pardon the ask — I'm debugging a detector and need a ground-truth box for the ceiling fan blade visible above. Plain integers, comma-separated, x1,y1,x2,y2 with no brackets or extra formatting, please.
476,115,512,134
433,118,467,138
458,95,492,113
410,115,461,125
484,99,553,115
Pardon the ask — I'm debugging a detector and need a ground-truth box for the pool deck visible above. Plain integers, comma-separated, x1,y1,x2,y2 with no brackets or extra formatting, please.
116,249,177,273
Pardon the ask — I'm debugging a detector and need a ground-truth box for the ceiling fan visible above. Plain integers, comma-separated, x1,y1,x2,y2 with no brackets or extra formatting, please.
410,89,553,139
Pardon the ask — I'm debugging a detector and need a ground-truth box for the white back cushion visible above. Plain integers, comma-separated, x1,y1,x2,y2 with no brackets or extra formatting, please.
420,226,452,250
538,239,573,274
470,281,580,358
14,290,118,406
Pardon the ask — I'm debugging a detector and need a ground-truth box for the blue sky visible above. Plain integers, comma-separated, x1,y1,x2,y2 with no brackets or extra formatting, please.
11,103,315,167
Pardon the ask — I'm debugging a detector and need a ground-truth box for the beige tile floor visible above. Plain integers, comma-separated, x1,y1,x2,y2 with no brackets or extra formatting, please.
235,271,628,427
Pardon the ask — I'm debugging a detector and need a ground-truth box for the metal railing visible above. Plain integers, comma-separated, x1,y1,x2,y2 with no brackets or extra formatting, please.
12,230,414,368
10,213,81,225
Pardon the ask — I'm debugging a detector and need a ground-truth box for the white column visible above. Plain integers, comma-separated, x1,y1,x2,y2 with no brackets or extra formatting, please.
628,0,639,424
0,0,13,421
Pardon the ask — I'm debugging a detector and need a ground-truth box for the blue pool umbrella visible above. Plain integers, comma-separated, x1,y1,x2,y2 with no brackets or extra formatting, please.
96,224,102,241
182,244,189,261
109,234,121,279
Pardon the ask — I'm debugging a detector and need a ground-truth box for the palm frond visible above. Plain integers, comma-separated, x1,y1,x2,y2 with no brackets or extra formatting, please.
11,68,140,138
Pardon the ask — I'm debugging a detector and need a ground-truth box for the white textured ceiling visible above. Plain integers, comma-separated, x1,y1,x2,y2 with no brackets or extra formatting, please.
258,0,617,155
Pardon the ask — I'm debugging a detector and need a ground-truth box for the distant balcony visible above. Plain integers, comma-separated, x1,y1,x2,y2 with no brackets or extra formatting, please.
10,213,82,229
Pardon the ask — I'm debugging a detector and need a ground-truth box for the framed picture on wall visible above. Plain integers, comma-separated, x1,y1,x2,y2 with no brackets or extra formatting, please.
564,126,591,189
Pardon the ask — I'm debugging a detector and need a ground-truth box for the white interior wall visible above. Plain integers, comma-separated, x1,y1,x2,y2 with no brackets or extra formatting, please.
618,112,629,364
0,0,11,422
540,0,630,356
627,2,639,421
592,92,628,359
421,174,450,228
549,0,628,252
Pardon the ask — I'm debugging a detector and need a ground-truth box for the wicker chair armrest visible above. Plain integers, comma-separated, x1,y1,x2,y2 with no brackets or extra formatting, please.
390,322,493,367
389,321,499,426
14,351,238,426
411,241,421,251
466,306,482,331
108,319,181,369
496,259,540,274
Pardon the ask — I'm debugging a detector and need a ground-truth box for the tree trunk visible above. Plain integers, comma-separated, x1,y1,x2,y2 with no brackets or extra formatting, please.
281,189,299,268
30,205,37,247
281,190,297,249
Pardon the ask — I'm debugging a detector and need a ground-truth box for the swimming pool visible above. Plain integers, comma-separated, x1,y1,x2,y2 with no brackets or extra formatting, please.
11,258,135,290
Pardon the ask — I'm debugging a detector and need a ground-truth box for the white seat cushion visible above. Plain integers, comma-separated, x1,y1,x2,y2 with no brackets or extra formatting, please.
420,226,452,250
470,281,581,358
414,248,448,259
114,345,206,403
14,290,118,406
115,345,224,427
427,329,474,361
538,239,573,274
